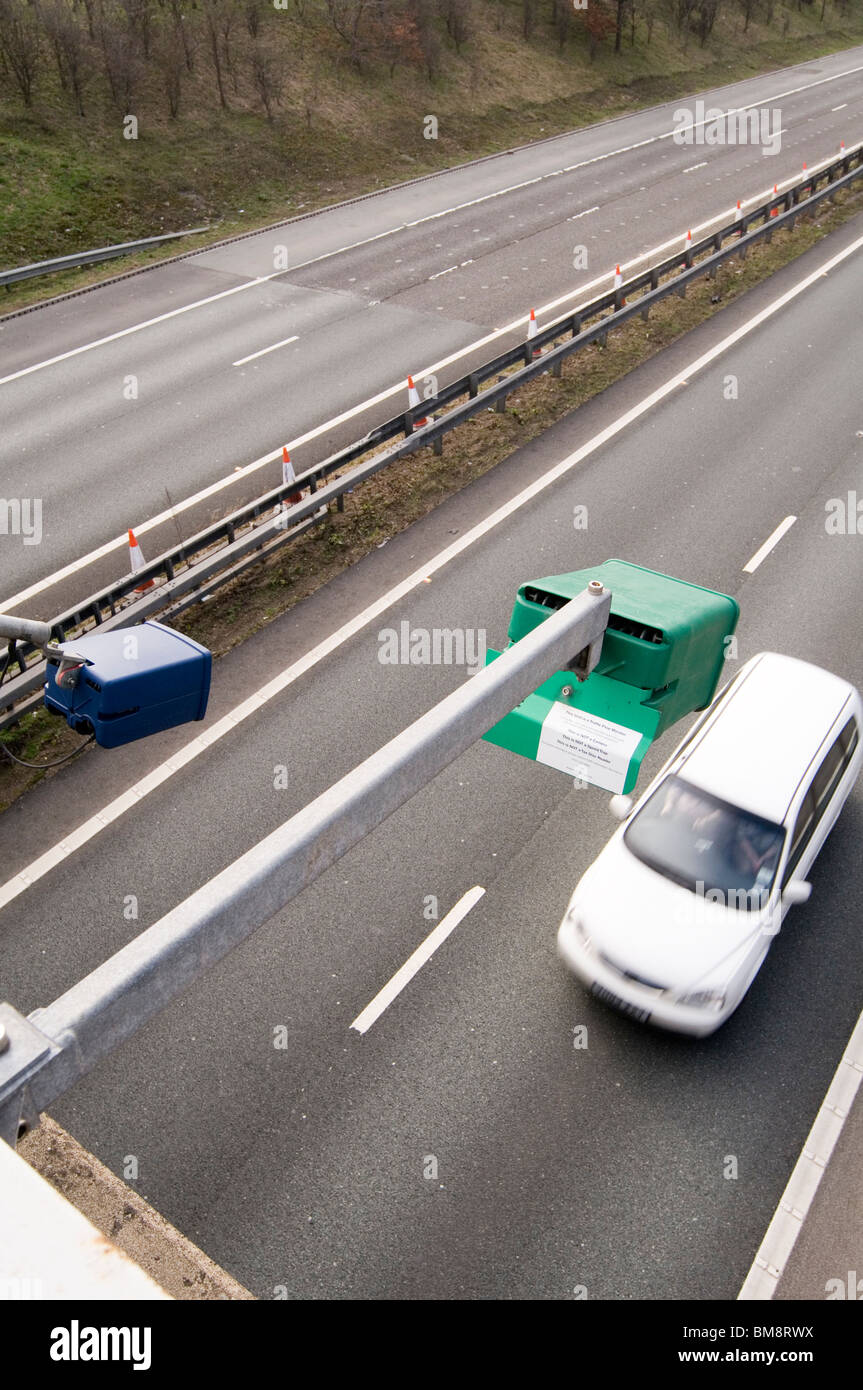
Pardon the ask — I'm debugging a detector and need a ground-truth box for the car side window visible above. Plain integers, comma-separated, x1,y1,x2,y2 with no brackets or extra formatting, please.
840,715,859,761
782,787,817,888
782,720,857,890
812,738,845,816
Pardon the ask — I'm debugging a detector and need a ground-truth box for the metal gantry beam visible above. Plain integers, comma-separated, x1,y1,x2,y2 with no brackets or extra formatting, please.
0,583,611,1147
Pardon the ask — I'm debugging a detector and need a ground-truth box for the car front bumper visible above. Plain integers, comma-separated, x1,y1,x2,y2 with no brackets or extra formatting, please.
556,917,733,1038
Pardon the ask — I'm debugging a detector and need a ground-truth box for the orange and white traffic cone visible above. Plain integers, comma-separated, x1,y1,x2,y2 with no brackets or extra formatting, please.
128,528,154,591
282,446,303,506
840,140,846,154
613,264,626,305
735,199,743,236
685,228,693,251
527,308,541,357
407,375,429,427
770,184,779,217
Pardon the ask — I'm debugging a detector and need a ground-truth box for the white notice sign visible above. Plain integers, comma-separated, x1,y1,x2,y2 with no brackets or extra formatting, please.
536,702,642,793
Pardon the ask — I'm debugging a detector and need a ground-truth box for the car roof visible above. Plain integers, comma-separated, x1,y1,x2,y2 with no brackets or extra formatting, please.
678,652,857,824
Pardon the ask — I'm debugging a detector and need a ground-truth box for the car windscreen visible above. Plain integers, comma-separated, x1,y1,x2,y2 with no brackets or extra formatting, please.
623,775,785,908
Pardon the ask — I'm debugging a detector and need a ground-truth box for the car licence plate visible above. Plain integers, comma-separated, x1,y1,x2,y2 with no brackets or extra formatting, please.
590,981,652,1024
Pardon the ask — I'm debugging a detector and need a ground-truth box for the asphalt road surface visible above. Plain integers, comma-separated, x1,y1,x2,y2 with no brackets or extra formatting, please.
1,211,862,1298
2,46,863,620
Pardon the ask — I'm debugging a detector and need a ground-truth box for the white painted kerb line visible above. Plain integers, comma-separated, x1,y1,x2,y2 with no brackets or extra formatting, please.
2,234,862,913
738,1006,863,1300
350,887,485,1035
743,515,797,573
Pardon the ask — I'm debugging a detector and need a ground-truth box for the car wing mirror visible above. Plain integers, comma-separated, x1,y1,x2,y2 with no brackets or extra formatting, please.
609,794,634,821
783,880,812,906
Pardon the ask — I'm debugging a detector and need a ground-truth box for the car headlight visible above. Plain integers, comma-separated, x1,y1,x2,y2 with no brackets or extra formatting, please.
676,989,726,1011
564,910,592,950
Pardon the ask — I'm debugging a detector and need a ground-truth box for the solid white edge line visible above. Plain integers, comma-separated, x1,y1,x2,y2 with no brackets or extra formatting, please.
2,233,863,912
350,887,486,1035
738,1007,863,1300
2,131,860,614
232,334,298,366
743,515,797,573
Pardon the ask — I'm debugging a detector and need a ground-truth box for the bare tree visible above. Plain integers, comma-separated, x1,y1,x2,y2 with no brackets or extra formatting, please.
155,25,184,114
250,39,283,119
99,17,140,110
666,0,697,30
39,0,89,113
301,67,320,128
201,0,229,106
75,0,96,39
580,0,617,57
325,0,365,69
0,0,42,106
217,0,239,94
737,0,758,30
382,8,423,75
168,0,195,71
441,0,471,51
555,1,571,47
405,0,439,78
614,0,626,49
118,0,154,58
693,0,720,42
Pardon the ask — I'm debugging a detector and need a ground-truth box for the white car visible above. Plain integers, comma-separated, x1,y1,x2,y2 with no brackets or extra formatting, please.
557,652,862,1036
